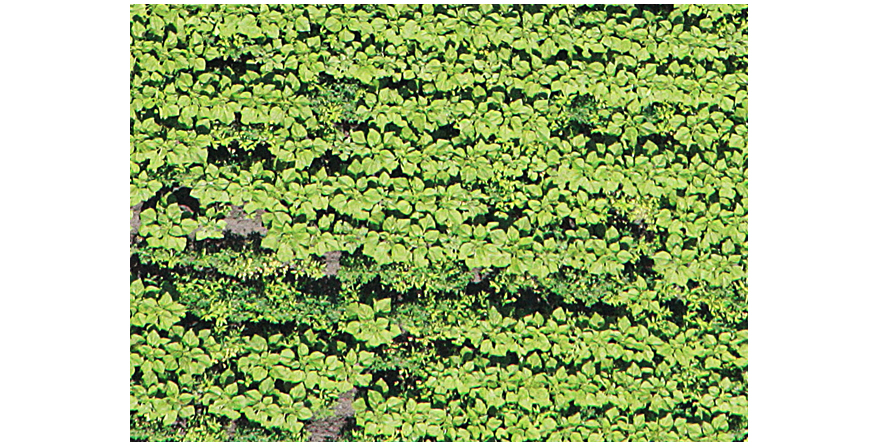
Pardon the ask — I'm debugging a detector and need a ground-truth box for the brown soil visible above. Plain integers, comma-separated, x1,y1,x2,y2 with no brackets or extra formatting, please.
305,387,358,442
323,251,342,277
222,204,267,237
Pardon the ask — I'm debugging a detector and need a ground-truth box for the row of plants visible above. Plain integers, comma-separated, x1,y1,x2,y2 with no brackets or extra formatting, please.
130,3,747,315
130,269,747,442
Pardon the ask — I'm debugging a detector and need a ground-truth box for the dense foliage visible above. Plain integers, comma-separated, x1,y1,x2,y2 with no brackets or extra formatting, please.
131,4,747,442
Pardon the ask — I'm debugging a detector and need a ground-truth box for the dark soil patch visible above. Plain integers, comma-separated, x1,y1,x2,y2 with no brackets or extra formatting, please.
305,387,358,442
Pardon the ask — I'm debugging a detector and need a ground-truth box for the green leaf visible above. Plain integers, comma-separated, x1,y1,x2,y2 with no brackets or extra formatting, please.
391,243,410,263
238,14,263,39
352,64,376,84
157,292,173,309
616,250,633,264
339,28,355,42
267,363,289,380
288,369,305,383
182,329,199,348
589,313,605,329
295,15,310,33
367,129,381,148
674,126,692,144
180,405,195,419
292,404,311,420
355,303,375,321
652,251,673,269
249,335,268,353
162,408,178,426
374,297,392,315
396,200,412,215
350,130,366,145
324,17,342,33
711,414,729,431
705,357,721,369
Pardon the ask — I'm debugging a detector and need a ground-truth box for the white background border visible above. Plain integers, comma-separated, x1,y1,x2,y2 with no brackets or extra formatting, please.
2,1,874,445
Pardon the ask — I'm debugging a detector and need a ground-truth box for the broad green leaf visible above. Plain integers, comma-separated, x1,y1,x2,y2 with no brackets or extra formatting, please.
182,329,199,348
396,200,412,215
249,335,268,353
367,129,381,148
374,297,392,315
356,303,375,321
324,17,342,33
391,243,410,263
295,15,310,33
